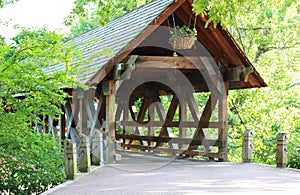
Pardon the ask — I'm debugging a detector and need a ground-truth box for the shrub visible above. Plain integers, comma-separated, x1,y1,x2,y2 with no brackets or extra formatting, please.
0,129,65,194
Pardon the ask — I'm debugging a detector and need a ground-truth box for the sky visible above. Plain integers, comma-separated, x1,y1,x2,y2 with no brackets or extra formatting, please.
0,0,74,41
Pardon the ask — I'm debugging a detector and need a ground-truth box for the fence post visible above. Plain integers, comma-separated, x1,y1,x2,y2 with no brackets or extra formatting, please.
276,133,287,168
242,130,253,163
91,130,104,166
64,139,77,180
79,134,91,172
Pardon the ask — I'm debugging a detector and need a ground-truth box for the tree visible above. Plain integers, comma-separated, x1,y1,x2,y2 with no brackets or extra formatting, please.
0,27,85,193
65,0,151,37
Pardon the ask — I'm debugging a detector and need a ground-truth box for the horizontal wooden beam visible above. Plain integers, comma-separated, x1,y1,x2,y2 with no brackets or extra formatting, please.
135,56,209,69
120,144,225,159
119,121,222,128
116,134,224,147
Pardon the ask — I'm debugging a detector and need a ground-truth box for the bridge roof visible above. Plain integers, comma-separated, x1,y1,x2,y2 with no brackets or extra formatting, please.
45,0,266,90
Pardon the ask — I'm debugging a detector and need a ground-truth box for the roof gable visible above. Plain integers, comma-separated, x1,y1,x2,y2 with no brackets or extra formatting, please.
46,0,266,89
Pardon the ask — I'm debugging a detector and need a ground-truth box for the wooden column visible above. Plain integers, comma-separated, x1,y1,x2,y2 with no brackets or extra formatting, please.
146,102,154,147
91,129,104,166
104,81,116,164
179,98,187,150
242,130,253,163
64,139,77,180
77,88,88,135
78,134,91,172
218,82,229,161
60,106,66,140
276,133,287,168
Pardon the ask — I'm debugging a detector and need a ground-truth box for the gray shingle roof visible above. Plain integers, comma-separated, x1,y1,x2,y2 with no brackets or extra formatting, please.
45,0,174,83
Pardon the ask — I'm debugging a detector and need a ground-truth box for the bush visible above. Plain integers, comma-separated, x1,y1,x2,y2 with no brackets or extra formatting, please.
287,143,300,170
0,129,65,194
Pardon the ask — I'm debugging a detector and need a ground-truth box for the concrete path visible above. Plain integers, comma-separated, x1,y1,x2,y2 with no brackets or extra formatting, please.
44,151,300,194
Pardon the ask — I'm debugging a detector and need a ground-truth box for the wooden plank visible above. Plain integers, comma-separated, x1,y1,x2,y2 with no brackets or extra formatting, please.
135,56,208,70
116,134,224,147
120,144,225,159
120,121,222,128
88,0,186,85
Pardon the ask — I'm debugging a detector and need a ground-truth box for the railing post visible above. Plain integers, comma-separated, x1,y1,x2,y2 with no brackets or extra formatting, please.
91,130,104,166
64,139,77,180
242,130,253,163
79,134,91,172
276,133,287,168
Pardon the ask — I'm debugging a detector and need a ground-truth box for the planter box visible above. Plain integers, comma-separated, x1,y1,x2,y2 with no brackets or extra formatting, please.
169,37,195,49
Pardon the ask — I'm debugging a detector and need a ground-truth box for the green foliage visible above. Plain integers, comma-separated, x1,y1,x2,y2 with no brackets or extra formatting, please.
65,0,152,37
0,129,65,194
225,0,300,168
169,25,198,41
0,0,19,8
0,28,84,193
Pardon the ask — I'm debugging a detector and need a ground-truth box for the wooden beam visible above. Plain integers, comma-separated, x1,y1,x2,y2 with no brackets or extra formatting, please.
218,82,229,161
120,144,225,159
60,105,66,140
116,134,224,147
179,98,187,149
135,56,206,69
120,121,222,128
105,81,116,163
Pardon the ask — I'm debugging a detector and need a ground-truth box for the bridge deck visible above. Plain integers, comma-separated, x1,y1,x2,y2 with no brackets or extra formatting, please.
44,151,300,194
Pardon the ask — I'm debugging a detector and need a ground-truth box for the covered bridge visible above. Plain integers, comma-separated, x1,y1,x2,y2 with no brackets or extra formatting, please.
46,0,266,163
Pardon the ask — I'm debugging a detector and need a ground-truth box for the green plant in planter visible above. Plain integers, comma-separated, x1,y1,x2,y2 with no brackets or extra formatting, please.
169,25,197,51
169,25,197,41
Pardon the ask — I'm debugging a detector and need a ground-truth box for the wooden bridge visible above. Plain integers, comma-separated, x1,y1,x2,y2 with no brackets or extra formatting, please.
40,1,297,194
44,151,300,194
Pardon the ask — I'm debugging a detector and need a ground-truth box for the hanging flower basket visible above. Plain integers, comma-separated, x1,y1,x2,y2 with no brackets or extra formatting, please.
169,25,197,50
169,37,195,50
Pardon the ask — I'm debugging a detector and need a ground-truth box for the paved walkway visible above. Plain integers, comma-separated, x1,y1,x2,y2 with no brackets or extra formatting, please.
44,151,300,194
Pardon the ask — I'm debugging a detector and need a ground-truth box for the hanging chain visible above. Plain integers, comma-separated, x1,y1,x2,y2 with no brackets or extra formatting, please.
171,13,177,56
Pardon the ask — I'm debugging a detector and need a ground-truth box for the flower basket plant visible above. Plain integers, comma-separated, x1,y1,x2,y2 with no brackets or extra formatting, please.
169,25,197,50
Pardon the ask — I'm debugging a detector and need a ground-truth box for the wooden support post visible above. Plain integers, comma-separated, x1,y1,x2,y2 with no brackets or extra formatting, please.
64,139,77,180
179,98,187,150
91,129,104,166
44,115,49,134
242,130,253,163
276,133,287,168
60,106,66,140
148,103,155,147
104,81,116,164
78,134,91,172
77,88,87,135
218,82,229,162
